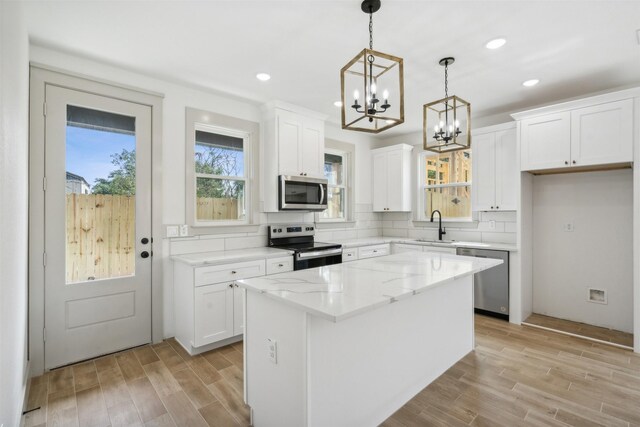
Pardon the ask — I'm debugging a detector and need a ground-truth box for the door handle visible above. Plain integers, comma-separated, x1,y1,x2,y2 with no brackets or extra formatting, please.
141,237,149,245
141,251,150,258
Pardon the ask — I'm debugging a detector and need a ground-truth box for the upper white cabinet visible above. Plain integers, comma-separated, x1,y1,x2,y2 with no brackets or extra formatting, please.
517,97,634,172
262,102,327,212
371,144,413,212
472,124,518,211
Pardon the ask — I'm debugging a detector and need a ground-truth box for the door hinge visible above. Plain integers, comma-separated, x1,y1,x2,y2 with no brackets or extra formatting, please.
43,328,46,342
43,102,47,117
43,252,47,267
43,177,47,191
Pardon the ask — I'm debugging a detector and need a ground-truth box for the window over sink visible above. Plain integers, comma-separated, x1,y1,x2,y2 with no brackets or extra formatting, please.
419,150,472,221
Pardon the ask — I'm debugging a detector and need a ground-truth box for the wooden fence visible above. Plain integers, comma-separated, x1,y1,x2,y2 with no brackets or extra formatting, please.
66,194,241,282
426,191,471,219
66,194,135,283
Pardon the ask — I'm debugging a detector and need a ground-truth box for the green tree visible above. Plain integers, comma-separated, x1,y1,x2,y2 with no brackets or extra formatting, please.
195,145,243,199
92,149,136,195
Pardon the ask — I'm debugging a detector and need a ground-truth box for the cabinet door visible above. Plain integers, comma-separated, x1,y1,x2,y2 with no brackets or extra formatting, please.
570,99,633,167
372,152,388,212
494,128,517,211
301,118,325,178
194,283,234,347
358,244,390,259
520,112,571,171
472,133,496,211
233,285,244,336
277,110,302,176
386,150,405,211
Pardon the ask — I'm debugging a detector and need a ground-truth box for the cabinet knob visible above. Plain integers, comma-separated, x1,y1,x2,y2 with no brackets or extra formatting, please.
228,284,233,288
572,160,576,164
490,206,494,209
278,263,284,267
565,161,569,165
231,271,237,274
496,206,499,209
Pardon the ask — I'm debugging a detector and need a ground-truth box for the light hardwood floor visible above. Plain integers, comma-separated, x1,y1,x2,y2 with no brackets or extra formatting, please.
24,315,640,426
524,313,634,348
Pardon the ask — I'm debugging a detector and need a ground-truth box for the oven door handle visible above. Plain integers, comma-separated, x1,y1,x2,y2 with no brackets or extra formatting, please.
296,248,343,260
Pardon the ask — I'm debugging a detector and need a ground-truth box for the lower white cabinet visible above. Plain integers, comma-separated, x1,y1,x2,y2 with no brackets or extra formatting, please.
342,248,358,262
174,255,293,354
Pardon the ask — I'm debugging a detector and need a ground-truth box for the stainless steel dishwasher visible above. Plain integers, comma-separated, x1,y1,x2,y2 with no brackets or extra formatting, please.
456,247,509,320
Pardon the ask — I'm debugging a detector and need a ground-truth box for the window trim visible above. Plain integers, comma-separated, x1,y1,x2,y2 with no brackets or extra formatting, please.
316,140,355,224
186,108,258,229
417,150,472,222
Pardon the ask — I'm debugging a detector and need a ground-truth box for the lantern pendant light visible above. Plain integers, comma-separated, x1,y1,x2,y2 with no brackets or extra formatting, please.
423,57,471,153
340,0,404,133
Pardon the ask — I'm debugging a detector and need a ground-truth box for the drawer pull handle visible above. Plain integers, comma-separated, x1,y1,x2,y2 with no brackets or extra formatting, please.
231,271,237,274
278,264,284,267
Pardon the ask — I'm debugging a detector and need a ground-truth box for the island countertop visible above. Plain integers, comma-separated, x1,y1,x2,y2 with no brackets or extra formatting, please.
237,252,502,322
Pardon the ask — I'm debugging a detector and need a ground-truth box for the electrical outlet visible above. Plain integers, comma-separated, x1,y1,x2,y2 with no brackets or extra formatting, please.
179,224,189,237
562,222,574,232
267,338,277,364
166,225,179,238
489,220,496,230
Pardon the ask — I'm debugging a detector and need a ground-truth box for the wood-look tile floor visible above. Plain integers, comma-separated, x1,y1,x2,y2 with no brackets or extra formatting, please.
524,313,634,348
24,315,640,427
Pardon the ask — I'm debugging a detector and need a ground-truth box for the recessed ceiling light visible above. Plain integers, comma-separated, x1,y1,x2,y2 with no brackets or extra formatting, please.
334,101,343,107
485,38,506,50
522,79,540,87
256,73,271,82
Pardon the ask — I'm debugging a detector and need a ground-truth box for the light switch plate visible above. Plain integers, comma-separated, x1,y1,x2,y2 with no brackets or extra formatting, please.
166,225,179,238
179,224,189,237
267,338,277,364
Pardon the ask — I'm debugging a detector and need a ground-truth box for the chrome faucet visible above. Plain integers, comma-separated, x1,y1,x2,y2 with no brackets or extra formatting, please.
430,209,446,241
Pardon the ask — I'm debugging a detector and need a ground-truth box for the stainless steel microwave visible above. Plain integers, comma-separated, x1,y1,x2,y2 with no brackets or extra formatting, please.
279,175,328,211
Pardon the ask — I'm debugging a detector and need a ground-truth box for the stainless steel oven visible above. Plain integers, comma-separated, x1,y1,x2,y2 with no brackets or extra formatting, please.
279,175,328,211
268,225,342,271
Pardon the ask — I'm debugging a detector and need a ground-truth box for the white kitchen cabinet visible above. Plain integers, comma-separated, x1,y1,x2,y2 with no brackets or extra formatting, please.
276,109,324,178
358,243,390,259
371,144,413,212
194,282,234,347
174,254,293,354
342,248,358,262
570,99,633,167
262,103,327,212
518,98,633,172
472,124,517,211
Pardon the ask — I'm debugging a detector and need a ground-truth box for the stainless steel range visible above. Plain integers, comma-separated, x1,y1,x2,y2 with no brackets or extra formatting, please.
268,224,342,270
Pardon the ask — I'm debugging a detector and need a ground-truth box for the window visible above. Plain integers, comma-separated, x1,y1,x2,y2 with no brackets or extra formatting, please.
420,150,472,220
194,126,248,223
321,151,348,220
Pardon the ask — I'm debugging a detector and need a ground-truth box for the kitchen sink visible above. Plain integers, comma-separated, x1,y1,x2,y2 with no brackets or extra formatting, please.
417,239,455,244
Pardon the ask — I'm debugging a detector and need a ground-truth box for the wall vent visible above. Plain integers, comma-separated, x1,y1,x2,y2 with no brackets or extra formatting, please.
587,288,607,304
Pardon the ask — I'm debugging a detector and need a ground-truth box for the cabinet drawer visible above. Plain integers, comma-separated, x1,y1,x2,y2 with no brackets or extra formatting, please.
358,244,390,259
195,259,266,286
392,243,423,254
266,256,293,275
423,246,457,254
342,248,358,262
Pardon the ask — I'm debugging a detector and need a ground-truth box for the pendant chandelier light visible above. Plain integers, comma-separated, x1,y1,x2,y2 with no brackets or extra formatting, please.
340,0,404,133
423,57,471,153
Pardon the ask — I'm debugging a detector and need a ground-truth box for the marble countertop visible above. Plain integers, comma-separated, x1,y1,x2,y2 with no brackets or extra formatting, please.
171,247,293,266
238,252,502,322
335,237,518,252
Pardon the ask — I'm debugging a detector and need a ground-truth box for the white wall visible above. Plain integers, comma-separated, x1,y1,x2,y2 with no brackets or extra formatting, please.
29,46,377,338
532,170,633,332
0,2,30,425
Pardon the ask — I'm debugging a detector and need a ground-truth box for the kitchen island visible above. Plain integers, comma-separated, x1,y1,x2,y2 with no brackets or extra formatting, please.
237,251,502,427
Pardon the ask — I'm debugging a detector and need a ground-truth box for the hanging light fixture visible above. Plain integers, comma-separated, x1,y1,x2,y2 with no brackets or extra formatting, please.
423,57,471,153
340,0,404,133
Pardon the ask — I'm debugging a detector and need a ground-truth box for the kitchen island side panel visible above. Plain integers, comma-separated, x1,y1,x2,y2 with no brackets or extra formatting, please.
307,275,474,427
245,291,308,427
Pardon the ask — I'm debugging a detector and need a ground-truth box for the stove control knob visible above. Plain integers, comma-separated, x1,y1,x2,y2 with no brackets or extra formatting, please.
278,228,282,232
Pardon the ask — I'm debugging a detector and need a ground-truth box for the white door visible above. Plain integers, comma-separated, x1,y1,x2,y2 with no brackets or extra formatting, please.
194,283,234,347
520,112,571,171
570,99,633,167
277,110,302,176
372,152,388,211
471,133,496,211
495,128,518,211
44,85,152,369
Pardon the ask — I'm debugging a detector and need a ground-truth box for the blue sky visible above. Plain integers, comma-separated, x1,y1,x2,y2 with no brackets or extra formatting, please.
66,126,136,187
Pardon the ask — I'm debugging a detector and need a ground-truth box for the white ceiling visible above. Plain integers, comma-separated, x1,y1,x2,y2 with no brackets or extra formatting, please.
23,0,640,137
